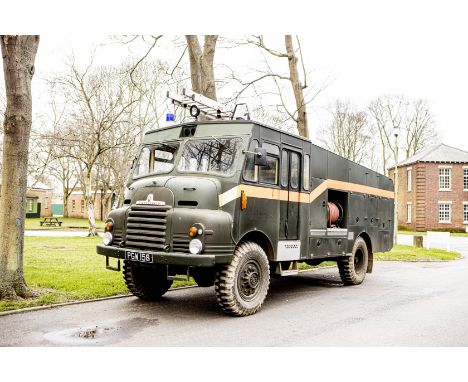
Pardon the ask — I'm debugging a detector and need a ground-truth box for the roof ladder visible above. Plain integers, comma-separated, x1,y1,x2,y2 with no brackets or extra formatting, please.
166,89,250,121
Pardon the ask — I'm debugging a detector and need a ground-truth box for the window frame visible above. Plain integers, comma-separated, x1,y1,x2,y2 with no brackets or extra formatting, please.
303,154,310,191
464,167,468,191
258,141,280,186
178,137,242,178
242,139,259,183
407,202,412,223
438,166,452,191
464,202,468,224
438,201,452,224
280,150,289,188
289,151,301,190
407,167,412,192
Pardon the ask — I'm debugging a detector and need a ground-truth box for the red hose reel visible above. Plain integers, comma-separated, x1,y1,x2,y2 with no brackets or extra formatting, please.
327,201,343,227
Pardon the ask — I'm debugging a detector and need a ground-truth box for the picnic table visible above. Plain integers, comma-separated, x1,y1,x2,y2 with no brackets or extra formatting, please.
39,217,63,227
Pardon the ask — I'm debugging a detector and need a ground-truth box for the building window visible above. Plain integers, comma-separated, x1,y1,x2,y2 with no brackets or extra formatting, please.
72,200,76,212
464,203,468,224
407,168,412,192
81,200,85,213
27,199,34,212
407,203,412,223
464,168,468,191
438,202,451,223
44,196,49,209
439,167,451,190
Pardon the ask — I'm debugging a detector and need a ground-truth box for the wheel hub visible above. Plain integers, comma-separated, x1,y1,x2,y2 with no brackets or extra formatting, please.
238,261,262,300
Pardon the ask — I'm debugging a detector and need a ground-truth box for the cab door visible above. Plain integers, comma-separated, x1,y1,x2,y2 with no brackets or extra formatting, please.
280,149,301,240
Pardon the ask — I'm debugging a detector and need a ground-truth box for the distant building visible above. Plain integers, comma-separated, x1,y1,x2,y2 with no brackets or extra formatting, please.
0,178,53,218
68,189,115,221
388,143,468,232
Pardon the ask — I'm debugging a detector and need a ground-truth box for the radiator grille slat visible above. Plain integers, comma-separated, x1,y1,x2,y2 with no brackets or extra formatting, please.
125,204,170,251
172,234,190,253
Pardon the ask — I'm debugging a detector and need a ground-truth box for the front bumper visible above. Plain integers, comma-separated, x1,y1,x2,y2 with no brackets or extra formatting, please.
96,245,233,267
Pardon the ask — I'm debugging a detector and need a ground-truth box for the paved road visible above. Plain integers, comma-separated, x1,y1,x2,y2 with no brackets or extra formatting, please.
1,235,467,346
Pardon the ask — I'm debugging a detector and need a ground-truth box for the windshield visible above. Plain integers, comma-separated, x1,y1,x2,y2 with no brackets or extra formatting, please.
133,143,179,178
178,138,242,176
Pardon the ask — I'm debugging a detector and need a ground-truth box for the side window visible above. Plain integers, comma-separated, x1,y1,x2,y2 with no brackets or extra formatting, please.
243,139,258,182
281,150,288,187
303,154,310,191
290,152,300,189
133,146,151,177
259,156,279,185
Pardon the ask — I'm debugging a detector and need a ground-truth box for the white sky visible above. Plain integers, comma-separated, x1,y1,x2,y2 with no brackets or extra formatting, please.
2,0,468,152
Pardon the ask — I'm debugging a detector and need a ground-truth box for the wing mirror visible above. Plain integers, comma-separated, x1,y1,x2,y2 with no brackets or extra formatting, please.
254,147,268,166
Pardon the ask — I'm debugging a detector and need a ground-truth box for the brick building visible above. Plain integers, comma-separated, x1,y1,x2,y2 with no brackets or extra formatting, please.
0,179,53,218
388,143,468,232
68,189,115,221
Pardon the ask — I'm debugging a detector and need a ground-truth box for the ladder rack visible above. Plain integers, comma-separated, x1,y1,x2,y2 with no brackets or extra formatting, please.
167,88,233,120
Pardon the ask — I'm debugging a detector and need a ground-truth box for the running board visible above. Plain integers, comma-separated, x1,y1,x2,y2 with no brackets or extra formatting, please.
275,261,299,276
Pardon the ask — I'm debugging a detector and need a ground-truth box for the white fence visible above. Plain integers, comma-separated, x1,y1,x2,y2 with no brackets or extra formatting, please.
425,231,451,252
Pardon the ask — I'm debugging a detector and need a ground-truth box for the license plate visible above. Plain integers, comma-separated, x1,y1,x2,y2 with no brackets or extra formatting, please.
125,250,153,263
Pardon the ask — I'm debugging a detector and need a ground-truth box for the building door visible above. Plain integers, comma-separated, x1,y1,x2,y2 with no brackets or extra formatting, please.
280,149,301,240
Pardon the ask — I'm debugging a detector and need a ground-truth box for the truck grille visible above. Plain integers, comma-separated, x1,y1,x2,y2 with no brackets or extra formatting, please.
125,204,171,251
172,234,190,253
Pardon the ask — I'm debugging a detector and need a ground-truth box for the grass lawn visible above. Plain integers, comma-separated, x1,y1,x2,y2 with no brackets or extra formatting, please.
0,236,192,313
375,244,461,261
25,217,105,230
0,239,461,313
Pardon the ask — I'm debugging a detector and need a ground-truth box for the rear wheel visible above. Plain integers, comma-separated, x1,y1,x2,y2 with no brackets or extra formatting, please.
215,242,270,316
337,237,369,285
123,261,173,300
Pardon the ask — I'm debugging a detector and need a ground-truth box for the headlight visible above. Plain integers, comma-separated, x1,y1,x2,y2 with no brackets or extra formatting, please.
189,239,203,254
103,232,113,246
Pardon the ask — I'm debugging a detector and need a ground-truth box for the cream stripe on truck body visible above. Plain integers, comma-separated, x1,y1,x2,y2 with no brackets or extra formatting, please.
218,180,394,207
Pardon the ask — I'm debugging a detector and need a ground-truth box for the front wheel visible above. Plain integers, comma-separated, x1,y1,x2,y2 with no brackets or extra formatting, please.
215,242,270,316
337,237,369,285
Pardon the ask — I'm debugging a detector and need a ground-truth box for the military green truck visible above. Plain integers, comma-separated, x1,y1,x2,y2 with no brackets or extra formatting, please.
97,91,394,316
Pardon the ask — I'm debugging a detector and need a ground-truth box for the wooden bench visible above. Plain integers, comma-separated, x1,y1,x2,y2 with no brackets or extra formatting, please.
39,217,63,227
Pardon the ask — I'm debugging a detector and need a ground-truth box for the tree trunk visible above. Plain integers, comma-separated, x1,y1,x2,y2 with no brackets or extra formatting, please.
63,186,69,218
0,35,40,300
83,171,97,236
185,35,218,101
285,35,309,138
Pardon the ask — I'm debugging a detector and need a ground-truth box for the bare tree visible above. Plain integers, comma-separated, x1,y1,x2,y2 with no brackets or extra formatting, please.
185,35,218,100
368,95,437,174
0,35,40,300
318,100,372,164
404,99,435,158
247,35,310,138
368,95,405,174
48,58,142,236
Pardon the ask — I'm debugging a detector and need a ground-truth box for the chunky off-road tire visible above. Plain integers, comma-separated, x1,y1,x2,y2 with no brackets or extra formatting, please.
337,237,369,285
123,261,173,300
215,242,270,316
